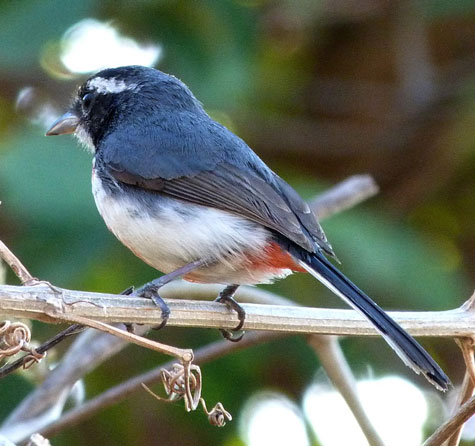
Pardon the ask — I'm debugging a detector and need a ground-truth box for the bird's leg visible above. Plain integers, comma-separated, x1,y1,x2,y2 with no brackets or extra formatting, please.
215,284,245,342
134,259,206,330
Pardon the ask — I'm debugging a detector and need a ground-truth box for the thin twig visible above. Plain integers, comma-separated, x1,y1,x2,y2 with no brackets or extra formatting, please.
0,287,300,439
443,294,475,446
443,338,475,446
0,324,82,379
0,240,34,284
2,325,149,432
1,284,290,432
456,338,475,388
310,175,379,220
56,314,193,363
141,361,232,426
5,279,465,441
0,287,133,378
2,282,472,439
308,336,386,446
38,332,282,439
444,372,474,446
0,174,384,439
1,297,194,366
423,395,475,446
0,321,31,359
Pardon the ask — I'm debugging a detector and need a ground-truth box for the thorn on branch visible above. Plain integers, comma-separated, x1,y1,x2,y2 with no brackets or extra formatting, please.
141,361,232,427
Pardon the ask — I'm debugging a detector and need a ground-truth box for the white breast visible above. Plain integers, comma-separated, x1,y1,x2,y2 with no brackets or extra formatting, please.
91,171,290,284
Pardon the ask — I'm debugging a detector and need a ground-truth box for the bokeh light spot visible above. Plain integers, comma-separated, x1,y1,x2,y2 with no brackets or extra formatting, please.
241,392,310,446
303,376,428,446
59,18,162,74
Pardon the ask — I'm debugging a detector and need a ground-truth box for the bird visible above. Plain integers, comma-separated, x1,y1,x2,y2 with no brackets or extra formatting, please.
46,65,449,391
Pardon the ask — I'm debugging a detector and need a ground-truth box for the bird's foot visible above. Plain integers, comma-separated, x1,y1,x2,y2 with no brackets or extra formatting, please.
215,284,245,342
131,260,205,330
134,280,170,330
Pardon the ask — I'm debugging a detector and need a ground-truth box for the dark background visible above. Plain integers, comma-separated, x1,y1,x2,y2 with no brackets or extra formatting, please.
1,1,475,444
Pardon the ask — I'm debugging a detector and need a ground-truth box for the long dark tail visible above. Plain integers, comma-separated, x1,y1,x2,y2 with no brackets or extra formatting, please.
295,249,449,391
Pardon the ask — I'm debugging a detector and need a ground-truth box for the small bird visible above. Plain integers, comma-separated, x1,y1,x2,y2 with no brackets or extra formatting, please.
47,65,449,390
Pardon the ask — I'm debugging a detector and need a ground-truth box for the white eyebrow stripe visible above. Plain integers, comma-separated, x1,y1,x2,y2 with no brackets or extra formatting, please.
87,77,138,94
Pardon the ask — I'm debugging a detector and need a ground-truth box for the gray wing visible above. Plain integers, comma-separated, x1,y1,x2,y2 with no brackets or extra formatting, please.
100,111,335,255
107,160,334,255
271,174,334,256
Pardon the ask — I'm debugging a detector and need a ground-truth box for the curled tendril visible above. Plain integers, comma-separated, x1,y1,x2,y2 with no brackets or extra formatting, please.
22,349,47,369
200,400,233,427
0,321,31,359
0,320,46,367
142,360,232,427
147,362,202,411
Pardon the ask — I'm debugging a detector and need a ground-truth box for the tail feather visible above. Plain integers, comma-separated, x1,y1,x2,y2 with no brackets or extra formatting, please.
297,250,450,391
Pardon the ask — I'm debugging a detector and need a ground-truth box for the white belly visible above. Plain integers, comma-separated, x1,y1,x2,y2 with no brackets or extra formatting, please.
92,172,292,284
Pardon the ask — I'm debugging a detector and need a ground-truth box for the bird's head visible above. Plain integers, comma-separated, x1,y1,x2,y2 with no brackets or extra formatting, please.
46,65,202,151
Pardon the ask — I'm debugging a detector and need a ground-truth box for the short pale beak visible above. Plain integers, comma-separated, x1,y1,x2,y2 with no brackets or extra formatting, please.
46,111,79,136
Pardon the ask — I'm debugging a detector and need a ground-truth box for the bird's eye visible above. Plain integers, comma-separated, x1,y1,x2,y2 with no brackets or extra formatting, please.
82,92,95,111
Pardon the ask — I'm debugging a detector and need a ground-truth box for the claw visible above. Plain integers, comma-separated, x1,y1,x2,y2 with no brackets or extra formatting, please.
219,329,245,342
139,285,170,330
121,286,135,296
215,284,246,340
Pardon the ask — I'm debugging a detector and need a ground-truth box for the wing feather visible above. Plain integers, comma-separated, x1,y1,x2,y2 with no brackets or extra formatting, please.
99,111,335,255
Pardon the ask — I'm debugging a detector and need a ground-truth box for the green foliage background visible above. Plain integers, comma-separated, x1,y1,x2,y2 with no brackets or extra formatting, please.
1,1,475,445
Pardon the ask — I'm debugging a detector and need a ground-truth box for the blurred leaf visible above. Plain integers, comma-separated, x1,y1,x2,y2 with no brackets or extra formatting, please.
101,0,258,107
422,0,475,18
0,374,34,421
0,125,93,222
323,208,469,310
0,0,94,72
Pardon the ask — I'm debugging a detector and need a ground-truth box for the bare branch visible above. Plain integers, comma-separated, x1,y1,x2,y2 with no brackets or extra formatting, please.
1,327,145,433
0,174,411,442
308,336,386,446
0,324,82,378
443,296,475,446
310,175,379,219
444,372,474,446
0,240,34,285
0,283,473,337
34,332,282,440
53,314,193,362
423,394,475,446
1,284,289,439
456,338,475,388
443,338,475,446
